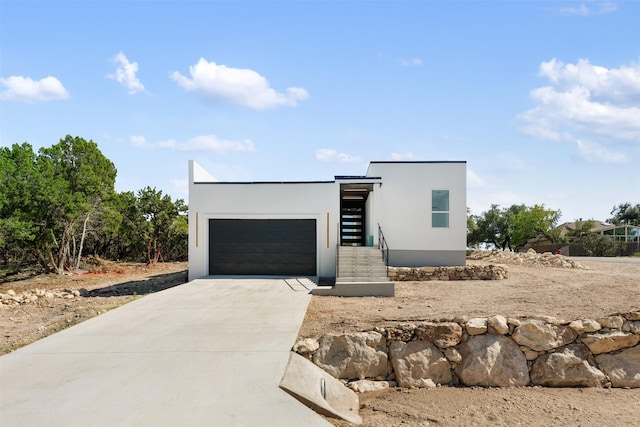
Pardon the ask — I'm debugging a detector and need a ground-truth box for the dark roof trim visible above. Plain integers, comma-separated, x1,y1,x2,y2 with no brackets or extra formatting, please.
194,180,335,185
369,161,467,164
334,176,382,180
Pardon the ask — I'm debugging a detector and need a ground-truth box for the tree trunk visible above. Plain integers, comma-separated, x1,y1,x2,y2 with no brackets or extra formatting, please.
75,212,90,270
56,223,73,274
29,246,51,273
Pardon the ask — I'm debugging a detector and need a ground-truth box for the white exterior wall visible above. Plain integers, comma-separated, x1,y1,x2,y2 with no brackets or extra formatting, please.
366,162,467,266
188,161,340,280
188,160,467,280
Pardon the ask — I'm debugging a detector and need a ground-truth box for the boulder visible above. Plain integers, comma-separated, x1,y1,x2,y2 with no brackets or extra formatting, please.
348,380,395,393
386,324,416,342
455,335,530,387
623,321,640,334
569,319,601,334
415,322,462,348
512,320,577,351
444,347,462,364
389,340,452,388
487,315,509,335
581,331,640,355
313,332,388,380
595,345,640,388
530,344,606,387
293,338,319,354
596,316,624,329
466,318,488,335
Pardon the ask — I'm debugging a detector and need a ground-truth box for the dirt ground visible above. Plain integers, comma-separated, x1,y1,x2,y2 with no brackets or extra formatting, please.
299,258,640,426
0,261,188,354
2,258,639,425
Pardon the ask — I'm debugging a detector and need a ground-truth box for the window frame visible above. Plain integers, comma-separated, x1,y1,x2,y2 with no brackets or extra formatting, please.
431,189,450,228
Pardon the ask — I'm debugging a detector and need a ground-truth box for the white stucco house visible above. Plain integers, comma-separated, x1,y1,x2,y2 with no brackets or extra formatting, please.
188,160,467,284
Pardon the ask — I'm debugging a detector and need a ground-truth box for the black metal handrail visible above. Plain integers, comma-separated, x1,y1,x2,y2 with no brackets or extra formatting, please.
336,223,340,280
378,223,389,277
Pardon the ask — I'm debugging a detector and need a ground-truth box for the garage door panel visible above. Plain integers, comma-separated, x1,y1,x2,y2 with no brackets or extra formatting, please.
209,219,317,276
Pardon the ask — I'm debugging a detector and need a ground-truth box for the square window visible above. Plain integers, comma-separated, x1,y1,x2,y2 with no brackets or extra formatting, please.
432,190,449,211
432,213,449,228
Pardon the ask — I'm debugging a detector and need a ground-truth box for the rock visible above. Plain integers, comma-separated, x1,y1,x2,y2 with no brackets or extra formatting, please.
569,319,601,334
596,316,624,329
444,347,462,364
466,318,488,336
531,316,566,326
581,331,640,355
455,335,530,387
530,344,606,387
512,320,577,351
467,250,588,269
487,315,509,335
595,345,640,388
521,347,539,361
294,338,319,354
389,341,452,388
386,324,416,342
7,290,16,296
415,322,462,348
348,380,394,393
624,321,640,334
314,332,388,380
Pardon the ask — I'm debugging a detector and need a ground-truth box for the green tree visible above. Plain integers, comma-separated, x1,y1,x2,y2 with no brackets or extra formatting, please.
609,203,640,226
136,187,187,263
509,204,562,251
467,204,561,251
468,204,511,250
581,234,624,257
0,143,57,270
37,136,117,273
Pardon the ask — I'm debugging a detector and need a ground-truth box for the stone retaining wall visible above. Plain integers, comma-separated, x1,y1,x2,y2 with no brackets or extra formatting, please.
389,264,508,281
294,312,640,391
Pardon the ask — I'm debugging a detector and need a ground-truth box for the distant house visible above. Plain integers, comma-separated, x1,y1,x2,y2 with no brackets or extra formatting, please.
187,160,467,282
525,220,640,255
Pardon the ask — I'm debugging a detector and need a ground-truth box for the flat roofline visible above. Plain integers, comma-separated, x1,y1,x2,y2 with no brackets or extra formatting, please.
369,160,467,164
194,180,335,185
334,176,382,180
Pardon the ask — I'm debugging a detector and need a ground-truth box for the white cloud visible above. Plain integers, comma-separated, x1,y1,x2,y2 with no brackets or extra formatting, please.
559,1,617,16
518,58,640,162
171,58,308,109
0,75,69,103
401,58,423,67
130,134,254,153
390,152,415,161
539,58,640,105
315,148,361,163
108,52,145,94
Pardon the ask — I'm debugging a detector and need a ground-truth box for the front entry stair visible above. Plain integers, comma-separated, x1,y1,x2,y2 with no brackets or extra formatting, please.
313,246,394,297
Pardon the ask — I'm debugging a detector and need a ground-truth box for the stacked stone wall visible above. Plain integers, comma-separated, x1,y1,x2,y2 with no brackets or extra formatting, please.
389,264,508,281
294,312,640,391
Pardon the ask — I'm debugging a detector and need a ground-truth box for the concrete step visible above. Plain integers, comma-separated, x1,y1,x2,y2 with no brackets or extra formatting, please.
312,281,394,297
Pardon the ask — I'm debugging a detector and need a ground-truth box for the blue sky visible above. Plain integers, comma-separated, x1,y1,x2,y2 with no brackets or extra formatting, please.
1,0,639,223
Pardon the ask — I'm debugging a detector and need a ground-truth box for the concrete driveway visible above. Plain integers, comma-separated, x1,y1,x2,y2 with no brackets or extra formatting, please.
0,278,331,426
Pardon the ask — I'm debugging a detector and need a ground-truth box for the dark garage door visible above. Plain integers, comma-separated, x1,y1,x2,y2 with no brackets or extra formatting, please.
209,219,317,276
